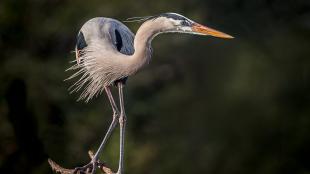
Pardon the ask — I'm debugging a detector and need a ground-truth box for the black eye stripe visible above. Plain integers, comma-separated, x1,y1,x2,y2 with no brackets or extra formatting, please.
145,13,193,25
161,13,185,21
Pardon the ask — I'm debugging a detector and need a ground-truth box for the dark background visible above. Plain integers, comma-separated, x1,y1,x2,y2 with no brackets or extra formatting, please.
0,0,310,174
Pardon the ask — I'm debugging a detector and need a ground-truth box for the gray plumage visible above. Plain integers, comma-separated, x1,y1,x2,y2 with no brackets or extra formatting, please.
67,18,136,102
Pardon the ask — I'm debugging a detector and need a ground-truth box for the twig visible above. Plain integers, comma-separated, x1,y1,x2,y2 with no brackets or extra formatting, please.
48,159,74,174
48,150,115,174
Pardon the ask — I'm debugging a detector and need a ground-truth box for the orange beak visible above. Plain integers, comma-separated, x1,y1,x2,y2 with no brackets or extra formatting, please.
192,23,234,39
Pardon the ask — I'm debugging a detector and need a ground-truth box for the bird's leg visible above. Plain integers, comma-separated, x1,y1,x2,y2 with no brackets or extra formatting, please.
93,87,120,159
116,82,126,174
74,86,120,174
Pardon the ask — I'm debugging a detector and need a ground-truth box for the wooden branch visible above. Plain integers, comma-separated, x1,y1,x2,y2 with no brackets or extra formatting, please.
48,151,115,174
48,159,74,174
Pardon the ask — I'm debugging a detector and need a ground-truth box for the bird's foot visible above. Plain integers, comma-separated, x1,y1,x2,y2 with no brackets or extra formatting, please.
73,159,98,174
48,151,115,174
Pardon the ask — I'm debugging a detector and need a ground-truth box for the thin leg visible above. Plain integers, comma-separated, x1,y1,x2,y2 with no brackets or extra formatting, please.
117,82,126,174
93,87,120,158
74,86,120,174
91,87,120,173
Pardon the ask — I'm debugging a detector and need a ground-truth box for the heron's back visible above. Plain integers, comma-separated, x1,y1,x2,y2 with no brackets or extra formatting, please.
69,17,135,102
77,17,135,55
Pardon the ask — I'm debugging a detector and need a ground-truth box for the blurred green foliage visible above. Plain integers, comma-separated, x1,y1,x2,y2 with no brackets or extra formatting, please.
0,0,309,174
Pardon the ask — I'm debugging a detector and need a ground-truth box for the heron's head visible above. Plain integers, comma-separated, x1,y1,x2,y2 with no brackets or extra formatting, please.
147,12,233,39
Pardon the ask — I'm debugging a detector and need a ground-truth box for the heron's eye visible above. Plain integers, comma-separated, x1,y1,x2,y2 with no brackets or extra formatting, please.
180,20,190,26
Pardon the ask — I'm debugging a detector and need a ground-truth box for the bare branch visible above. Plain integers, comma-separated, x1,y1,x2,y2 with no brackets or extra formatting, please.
48,150,115,174
48,159,74,174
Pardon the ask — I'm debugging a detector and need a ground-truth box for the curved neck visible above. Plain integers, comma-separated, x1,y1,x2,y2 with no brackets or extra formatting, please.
128,20,163,73
134,21,159,55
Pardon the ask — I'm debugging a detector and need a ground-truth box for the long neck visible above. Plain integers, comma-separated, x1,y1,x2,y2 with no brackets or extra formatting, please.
134,21,158,56
127,20,162,73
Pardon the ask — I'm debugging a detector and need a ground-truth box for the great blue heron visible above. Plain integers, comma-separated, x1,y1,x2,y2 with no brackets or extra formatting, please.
68,12,233,174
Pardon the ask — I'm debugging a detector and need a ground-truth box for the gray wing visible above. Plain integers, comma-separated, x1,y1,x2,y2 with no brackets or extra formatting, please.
107,19,135,55
75,17,134,64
